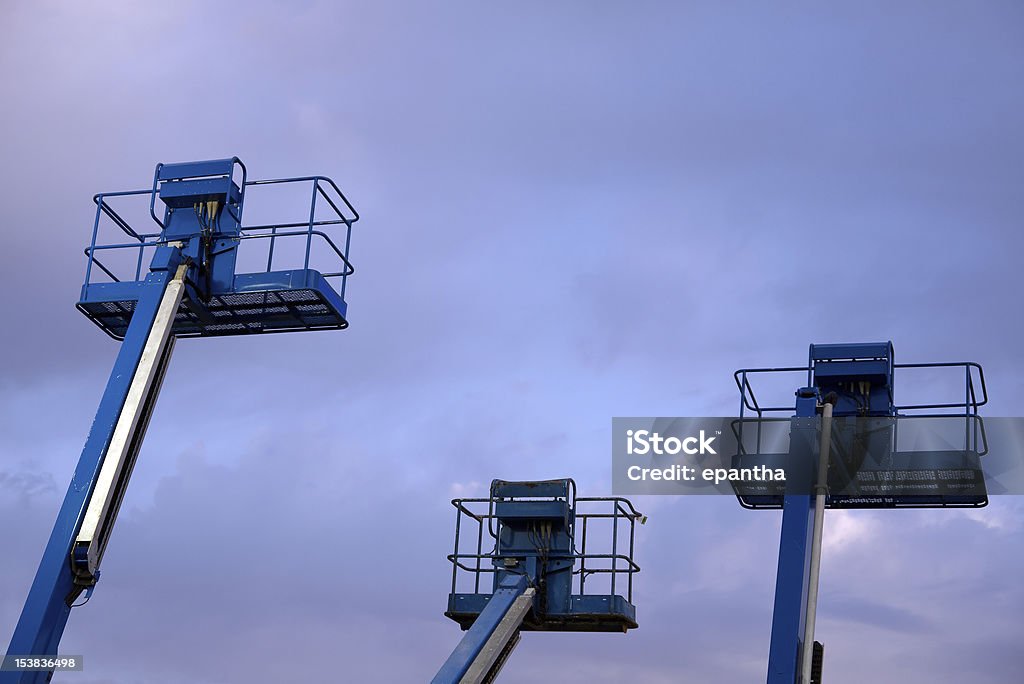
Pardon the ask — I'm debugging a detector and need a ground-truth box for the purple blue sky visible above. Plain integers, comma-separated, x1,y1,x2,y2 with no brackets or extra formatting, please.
1,2,1023,682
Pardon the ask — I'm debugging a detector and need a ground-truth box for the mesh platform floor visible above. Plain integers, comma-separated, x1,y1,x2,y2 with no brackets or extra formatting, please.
78,288,348,339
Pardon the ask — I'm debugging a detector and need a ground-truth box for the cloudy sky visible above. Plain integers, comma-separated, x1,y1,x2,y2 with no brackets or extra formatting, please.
1,2,1022,682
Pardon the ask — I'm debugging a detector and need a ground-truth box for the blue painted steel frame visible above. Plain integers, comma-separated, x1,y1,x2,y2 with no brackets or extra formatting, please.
2,259,180,684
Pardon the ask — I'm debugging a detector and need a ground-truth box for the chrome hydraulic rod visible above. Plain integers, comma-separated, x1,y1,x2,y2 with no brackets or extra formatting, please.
73,263,187,581
460,588,535,684
799,400,833,683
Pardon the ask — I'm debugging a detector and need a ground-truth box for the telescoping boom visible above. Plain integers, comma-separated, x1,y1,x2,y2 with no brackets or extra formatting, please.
3,158,359,682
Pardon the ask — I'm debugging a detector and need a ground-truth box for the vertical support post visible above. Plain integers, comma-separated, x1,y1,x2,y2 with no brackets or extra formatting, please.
611,502,619,597
627,503,636,601
766,389,819,684
580,516,588,594
304,181,317,270
340,218,353,301
135,243,145,281
474,517,483,595
84,198,103,291
451,504,463,598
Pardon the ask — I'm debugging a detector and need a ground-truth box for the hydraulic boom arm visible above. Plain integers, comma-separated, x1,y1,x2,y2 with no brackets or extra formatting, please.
433,575,533,684
3,255,186,683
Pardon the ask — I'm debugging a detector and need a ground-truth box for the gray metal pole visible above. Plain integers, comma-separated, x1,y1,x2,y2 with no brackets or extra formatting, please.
800,401,833,683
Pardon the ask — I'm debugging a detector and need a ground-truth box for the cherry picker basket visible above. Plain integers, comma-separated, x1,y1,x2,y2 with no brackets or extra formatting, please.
77,158,359,339
445,479,643,633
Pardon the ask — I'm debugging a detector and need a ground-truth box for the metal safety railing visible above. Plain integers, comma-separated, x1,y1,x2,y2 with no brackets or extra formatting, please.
733,357,988,456
734,361,987,419
82,175,359,299
446,496,643,604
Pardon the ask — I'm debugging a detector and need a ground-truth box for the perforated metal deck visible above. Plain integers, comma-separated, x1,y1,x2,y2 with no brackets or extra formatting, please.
78,269,348,339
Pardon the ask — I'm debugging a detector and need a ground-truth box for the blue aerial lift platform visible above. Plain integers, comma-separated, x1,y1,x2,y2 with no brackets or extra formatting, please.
3,158,359,683
733,342,987,684
77,158,356,338
433,479,643,683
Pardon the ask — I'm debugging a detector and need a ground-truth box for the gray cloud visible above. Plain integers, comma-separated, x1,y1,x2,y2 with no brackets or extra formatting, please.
1,1,1023,682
